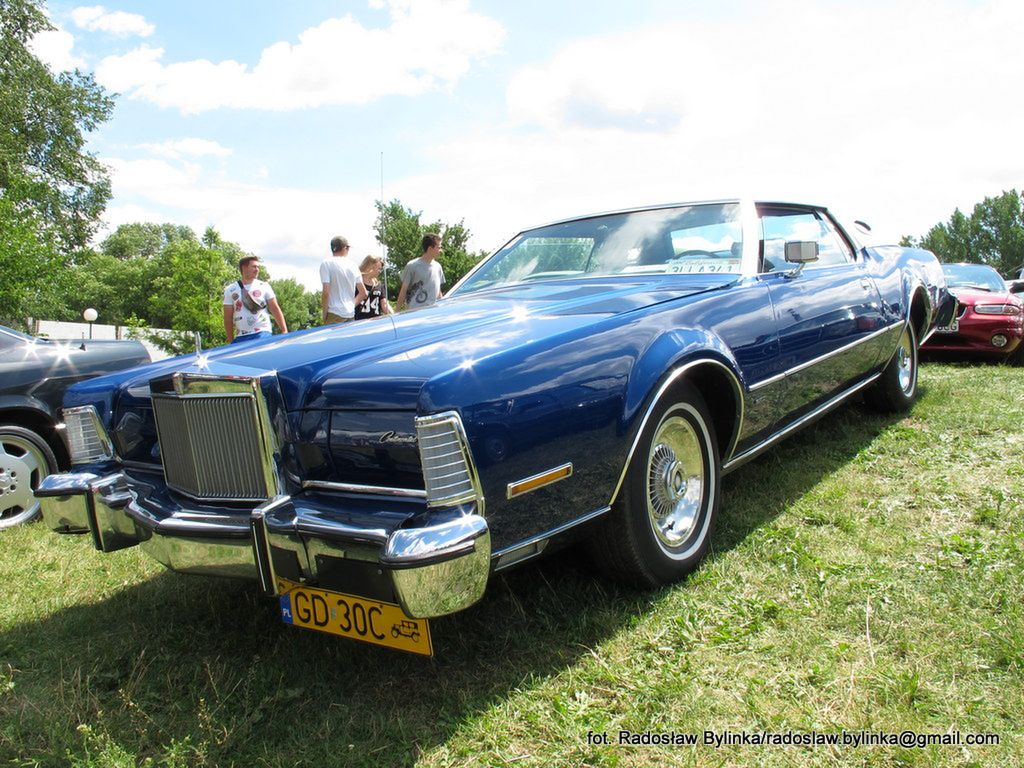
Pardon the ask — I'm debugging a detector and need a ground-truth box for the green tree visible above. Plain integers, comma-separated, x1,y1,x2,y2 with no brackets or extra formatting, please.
0,195,67,327
373,199,486,300
100,222,196,261
149,237,236,349
270,278,318,332
0,0,114,252
904,190,1024,277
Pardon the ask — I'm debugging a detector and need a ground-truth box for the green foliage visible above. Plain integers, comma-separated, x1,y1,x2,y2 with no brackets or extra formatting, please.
100,222,196,261
68,249,170,326
0,0,114,252
904,190,1024,277
0,195,68,328
373,199,486,299
54,222,322,351
149,238,236,348
270,277,319,332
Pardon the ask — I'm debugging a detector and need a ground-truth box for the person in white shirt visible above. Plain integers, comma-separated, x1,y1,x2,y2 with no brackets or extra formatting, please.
320,235,368,324
222,256,288,343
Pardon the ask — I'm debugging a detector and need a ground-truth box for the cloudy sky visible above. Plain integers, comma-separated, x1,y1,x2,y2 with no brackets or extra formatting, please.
30,0,1024,289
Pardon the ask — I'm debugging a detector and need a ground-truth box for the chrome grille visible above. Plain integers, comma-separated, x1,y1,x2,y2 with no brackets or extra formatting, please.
415,413,479,507
152,392,270,501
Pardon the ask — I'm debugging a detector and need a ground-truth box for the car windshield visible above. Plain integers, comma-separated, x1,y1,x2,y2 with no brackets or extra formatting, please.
942,263,1005,292
453,202,743,295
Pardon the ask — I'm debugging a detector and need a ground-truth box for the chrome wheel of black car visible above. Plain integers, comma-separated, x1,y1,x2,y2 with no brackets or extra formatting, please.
0,426,57,529
589,381,720,587
865,324,918,413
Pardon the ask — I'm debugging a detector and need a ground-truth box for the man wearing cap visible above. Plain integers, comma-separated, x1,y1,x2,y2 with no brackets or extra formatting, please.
223,256,288,343
320,235,368,324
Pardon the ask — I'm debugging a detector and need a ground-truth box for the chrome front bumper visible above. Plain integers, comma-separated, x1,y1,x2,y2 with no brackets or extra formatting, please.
36,472,491,619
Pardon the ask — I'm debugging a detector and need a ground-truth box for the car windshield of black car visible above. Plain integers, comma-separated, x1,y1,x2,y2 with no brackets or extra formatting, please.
454,203,743,294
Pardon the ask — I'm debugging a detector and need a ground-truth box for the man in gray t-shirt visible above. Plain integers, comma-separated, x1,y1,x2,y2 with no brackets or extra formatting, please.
397,233,445,311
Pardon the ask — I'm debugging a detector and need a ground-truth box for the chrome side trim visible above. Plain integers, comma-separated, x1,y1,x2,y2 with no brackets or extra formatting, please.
609,358,743,508
492,505,611,571
748,321,901,392
302,480,427,499
749,371,786,392
722,372,882,473
506,462,573,499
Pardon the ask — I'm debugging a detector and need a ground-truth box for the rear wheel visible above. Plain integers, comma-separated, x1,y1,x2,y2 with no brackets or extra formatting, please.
865,324,918,413
588,382,721,588
0,425,57,529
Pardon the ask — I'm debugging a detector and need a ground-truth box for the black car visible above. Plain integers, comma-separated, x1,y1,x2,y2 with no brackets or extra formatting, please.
0,325,150,528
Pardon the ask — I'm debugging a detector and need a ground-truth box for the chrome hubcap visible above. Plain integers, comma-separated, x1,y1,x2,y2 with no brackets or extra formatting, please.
646,414,704,547
896,328,914,394
0,435,45,526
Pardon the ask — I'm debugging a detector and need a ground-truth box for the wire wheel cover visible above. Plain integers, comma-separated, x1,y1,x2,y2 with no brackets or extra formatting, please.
646,414,705,548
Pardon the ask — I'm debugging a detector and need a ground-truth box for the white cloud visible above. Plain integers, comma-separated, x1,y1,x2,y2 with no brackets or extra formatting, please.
102,155,380,289
139,138,234,160
95,0,1024,287
29,27,85,71
479,0,1024,245
94,0,504,113
71,5,154,37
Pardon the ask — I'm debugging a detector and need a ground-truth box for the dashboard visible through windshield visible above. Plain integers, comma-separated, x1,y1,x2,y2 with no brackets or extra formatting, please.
453,203,743,295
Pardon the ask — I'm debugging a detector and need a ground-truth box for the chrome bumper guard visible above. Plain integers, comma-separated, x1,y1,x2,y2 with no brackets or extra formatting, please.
36,472,491,619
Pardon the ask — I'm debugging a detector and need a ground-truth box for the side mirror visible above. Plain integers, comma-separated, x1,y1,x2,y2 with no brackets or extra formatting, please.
784,241,819,264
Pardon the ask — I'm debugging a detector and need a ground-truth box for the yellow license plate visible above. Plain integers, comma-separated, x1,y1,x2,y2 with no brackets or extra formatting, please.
277,579,432,656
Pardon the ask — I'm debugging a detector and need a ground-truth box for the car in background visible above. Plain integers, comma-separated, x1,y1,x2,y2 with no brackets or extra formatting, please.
923,263,1024,358
0,325,150,528
36,199,949,655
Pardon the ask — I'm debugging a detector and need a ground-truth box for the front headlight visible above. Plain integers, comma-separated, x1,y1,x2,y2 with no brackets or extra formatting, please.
974,303,1021,316
62,405,114,464
414,411,483,511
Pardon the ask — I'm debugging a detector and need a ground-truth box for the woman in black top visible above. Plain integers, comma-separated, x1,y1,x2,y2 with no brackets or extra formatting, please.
355,255,392,320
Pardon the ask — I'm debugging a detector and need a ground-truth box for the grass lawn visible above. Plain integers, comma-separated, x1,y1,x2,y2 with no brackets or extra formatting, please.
1,361,1021,767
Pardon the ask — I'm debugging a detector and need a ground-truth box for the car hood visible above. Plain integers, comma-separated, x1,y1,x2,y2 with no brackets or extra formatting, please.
104,275,733,412
948,287,1021,307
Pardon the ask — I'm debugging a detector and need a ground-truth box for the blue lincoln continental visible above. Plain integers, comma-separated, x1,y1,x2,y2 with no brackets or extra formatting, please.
37,200,950,655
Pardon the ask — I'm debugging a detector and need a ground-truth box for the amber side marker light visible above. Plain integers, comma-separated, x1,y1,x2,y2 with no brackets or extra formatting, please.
507,463,574,499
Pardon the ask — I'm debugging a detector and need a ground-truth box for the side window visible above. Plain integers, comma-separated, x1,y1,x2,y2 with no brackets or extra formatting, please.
759,209,854,272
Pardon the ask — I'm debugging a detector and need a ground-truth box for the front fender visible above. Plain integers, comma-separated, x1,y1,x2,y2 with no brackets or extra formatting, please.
0,394,56,422
623,328,744,429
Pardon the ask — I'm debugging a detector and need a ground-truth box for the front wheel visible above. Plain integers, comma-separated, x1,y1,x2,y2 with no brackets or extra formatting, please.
865,324,918,413
0,425,58,529
588,381,721,588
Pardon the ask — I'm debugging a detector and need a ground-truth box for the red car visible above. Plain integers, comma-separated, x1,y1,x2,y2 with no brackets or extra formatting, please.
924,263,1023,357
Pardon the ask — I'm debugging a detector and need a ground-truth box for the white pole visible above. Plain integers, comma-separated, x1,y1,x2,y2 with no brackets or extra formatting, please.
380,151,388,292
